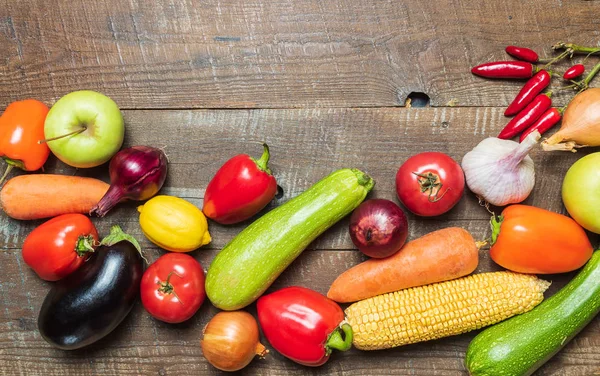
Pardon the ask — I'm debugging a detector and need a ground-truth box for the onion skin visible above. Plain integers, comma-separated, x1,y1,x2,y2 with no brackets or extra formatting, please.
543,88,600,152
91,146,168,217
349,199,409,258
201,311,268,372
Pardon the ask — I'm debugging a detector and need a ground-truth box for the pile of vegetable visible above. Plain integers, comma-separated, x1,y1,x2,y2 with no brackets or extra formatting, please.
4,40,600,376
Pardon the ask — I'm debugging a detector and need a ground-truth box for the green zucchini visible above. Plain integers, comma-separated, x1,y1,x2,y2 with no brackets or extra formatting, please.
205,168,374,311
466,250,600,376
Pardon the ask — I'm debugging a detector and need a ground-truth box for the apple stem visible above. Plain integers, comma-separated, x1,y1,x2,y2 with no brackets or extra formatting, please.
38,126,87,144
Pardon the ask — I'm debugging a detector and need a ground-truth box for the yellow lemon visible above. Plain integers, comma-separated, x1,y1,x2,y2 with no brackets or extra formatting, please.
138,195,211,252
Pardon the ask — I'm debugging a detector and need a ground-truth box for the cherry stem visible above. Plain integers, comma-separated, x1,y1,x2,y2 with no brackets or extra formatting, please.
38,126,86,144
158,271,184,305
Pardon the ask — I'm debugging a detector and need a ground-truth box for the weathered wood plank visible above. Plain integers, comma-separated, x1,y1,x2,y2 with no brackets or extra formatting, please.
0,247,598,376
1,0,599,108
1,106,599,375
0,107,592,251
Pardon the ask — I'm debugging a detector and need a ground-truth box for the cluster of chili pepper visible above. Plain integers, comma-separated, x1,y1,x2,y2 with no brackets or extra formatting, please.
471,44,599,142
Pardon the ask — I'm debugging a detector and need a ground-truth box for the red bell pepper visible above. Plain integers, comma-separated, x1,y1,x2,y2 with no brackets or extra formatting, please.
202,143,277,224
257,286,353,367
0,99,50,184
22,214,98,281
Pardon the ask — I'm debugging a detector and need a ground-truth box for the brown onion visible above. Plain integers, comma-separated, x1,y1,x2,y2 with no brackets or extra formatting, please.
201,311,268,372
542,88,600,152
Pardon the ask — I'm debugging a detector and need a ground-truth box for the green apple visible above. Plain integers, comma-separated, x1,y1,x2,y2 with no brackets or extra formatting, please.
44,90,124,168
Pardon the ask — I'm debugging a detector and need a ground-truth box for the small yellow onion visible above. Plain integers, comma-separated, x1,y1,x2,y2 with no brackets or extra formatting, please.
138,195,211,252
201,311,268,372
543,88,600,152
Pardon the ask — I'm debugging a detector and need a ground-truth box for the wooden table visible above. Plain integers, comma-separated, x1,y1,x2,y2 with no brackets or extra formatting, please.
2,1,600,374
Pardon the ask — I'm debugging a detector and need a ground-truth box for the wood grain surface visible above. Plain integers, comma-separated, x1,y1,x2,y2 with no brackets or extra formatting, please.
0,0,599,108
3,0,600,374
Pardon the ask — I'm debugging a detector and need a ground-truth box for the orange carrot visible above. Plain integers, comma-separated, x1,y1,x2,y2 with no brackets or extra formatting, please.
327,227,479,303
1,174,109,220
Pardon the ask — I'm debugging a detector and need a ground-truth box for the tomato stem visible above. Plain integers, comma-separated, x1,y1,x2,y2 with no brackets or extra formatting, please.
325,323,353,355
412,172,449,203
75,235,96,257
158,271,185,305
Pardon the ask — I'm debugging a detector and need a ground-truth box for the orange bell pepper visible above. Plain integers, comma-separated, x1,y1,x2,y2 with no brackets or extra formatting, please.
0,99,50,183
490,205,593,274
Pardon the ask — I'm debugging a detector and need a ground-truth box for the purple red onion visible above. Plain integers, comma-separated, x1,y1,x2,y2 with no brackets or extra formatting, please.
91,146,168,217
349,199,409,258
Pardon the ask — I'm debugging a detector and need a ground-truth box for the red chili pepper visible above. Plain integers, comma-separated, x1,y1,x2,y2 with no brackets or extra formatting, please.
505,46,539,63
257,286,352,367
202,143,277,224
519,107,562,142
504,70,551,116
563,64,585,80
471,61,536,79
498,93,552,139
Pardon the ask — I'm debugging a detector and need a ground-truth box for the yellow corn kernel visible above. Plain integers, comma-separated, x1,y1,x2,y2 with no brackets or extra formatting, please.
345,271,550,350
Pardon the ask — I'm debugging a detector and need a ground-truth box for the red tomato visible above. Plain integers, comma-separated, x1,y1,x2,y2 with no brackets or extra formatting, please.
140,253,206,323
22,214,98,281
395,152,465,217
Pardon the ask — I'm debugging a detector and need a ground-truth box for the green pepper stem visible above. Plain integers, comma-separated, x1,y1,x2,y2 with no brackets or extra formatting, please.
75,235,96,257
253,143,272,174
490,215,504,246
325,323,353,353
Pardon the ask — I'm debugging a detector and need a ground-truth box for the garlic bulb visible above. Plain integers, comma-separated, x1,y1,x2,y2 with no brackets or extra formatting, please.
462,131,540,206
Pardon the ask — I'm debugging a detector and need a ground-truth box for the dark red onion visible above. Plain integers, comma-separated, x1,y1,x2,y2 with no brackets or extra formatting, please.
349,199,409,258
91,146,168,217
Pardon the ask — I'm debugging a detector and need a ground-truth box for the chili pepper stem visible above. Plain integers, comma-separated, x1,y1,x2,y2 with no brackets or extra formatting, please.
325,323,353,354
38,126,87,144
553,42,600,56
582,61,600,89
75,235,96,257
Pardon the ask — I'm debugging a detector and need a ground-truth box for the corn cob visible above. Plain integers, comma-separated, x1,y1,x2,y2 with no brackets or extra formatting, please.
345,271,550,350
